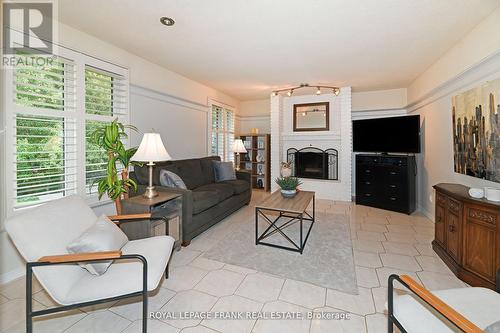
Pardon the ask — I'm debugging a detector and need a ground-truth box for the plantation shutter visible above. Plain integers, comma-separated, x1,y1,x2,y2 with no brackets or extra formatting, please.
84,66,128,194
12,56,77,208
210,104,235,162
225,109,235,162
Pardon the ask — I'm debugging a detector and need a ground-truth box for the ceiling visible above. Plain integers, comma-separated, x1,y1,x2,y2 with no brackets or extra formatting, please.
58,0,500,101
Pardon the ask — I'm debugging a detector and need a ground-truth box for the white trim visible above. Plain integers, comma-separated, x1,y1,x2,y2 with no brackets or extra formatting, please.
207,100,236,160
351,108,407,120
131,85,208,113
0,267,25,285
407,52,500,113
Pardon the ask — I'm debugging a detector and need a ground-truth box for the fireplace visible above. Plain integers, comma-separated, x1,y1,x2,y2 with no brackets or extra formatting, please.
287,147,338,180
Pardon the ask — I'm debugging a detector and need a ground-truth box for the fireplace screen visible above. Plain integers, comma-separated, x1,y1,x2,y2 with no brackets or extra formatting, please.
287,147,338,180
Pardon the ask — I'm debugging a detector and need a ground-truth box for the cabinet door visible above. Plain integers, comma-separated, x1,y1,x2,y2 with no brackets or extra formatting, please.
435,194,446,248
446,211,461,263
445,198,462,263
463,206,497,283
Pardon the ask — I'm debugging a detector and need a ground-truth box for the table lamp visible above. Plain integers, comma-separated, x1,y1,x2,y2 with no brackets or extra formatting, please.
233,139,247,171
131,133,171,199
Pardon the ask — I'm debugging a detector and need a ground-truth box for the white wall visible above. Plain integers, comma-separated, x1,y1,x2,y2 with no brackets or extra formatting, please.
410,54,500,218
407,6,500,219
0,22,240,283
238,99,271,134
351,88,407,112
238,89,408,134
408,7,500,104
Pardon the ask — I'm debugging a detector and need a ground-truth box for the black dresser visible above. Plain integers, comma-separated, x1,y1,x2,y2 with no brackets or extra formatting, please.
355,154,416,214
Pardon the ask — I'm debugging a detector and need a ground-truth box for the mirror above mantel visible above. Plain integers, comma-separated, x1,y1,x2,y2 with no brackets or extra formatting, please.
293,102,329,131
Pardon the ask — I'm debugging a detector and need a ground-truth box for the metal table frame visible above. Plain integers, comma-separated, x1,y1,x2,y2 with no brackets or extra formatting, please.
255,194,315,254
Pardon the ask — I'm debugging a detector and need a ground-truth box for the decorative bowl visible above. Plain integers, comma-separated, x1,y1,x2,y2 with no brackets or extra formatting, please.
484,187,500,202
468,188,484,199
281,189,297,198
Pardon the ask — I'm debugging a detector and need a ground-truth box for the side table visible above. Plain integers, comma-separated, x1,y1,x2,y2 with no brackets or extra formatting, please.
120,192,183,250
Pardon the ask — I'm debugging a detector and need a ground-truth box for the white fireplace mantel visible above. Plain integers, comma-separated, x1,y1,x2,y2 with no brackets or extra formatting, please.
270,88,352,201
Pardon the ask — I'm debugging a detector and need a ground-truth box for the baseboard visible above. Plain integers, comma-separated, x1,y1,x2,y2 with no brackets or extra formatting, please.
0,267,24,285
417,204,434,222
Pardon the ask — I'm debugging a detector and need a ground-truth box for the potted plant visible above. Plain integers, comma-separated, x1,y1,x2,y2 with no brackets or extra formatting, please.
275,176,302,198
90,119,140,214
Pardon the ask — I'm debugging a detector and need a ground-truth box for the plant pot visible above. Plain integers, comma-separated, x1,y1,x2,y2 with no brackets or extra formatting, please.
281,189,297,198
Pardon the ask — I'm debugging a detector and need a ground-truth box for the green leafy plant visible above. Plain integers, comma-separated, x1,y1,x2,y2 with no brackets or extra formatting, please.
275,176,302,190
90,118,140,214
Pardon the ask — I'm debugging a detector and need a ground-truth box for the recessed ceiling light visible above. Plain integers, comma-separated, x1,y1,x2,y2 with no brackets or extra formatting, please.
160,17,175,26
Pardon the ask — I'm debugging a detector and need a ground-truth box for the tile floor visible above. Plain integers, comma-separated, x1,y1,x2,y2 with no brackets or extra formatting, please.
0,191,467,333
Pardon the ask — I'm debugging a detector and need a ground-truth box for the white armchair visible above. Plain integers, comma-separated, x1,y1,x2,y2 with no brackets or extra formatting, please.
387,274,500,333
5,195,175,333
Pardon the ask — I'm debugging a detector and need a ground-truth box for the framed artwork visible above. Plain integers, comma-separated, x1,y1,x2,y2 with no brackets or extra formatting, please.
293,102,329,131
452,77,500,182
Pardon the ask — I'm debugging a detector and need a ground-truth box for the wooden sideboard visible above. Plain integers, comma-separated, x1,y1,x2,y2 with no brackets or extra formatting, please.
433,183,500,290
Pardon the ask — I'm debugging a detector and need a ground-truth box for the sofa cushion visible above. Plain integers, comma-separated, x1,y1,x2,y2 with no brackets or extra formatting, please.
196,183,234,201
170,159,204,190
159,169,187,189
67,214,128,276
192,190,220,214
222,179,250,194
199,156,219,185
213,161,236,182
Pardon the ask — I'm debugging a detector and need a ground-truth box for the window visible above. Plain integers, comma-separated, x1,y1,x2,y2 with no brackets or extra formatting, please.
84,67,128,194
12,56,77,207
4,48,129,211
210,104,235,162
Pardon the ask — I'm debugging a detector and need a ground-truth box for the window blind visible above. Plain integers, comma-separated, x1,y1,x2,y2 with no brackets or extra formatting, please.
210,104,235,162
5,48,130,212
12,56,78,208
84,66,128,194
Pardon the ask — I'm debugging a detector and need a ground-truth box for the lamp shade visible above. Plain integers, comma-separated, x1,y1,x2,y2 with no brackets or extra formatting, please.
131,133,171,162
233,139,247,153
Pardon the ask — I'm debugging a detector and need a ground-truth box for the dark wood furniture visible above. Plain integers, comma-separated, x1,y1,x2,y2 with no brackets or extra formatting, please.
255,190,315,254
433,183,500,291
120,192,183,250
355,154,416,214
238,134,271,191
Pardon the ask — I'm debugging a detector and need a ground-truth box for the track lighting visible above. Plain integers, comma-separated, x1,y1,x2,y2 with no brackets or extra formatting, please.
272,84,340,96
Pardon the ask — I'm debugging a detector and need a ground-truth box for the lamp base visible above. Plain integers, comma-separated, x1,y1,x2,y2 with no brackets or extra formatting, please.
143,186,158,199
235,153,241,171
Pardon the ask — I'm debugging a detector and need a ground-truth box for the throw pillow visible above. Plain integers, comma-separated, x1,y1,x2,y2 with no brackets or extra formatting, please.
213,160,236,182
67,214,128,275
485,321,500,333
159,169,187,189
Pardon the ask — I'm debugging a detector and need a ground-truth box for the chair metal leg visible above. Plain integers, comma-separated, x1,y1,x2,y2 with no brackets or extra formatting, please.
142,255,148,333
26,264,33,333
387,274,395,333
25,254,149,333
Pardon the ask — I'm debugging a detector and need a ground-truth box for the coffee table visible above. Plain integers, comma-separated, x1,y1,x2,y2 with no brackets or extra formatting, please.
255,190,315,254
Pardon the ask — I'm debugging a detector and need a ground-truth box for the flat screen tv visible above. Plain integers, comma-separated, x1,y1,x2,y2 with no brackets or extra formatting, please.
353,115,421,153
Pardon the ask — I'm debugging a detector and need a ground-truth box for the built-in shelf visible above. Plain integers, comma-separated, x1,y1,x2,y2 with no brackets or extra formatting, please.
237,134,271,192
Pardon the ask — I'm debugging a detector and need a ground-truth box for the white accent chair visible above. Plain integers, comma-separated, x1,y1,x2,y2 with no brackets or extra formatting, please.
387,274,500,333
5,195,175,333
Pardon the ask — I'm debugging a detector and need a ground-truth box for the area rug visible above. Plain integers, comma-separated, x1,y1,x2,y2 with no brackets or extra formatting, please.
203,211,358,294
